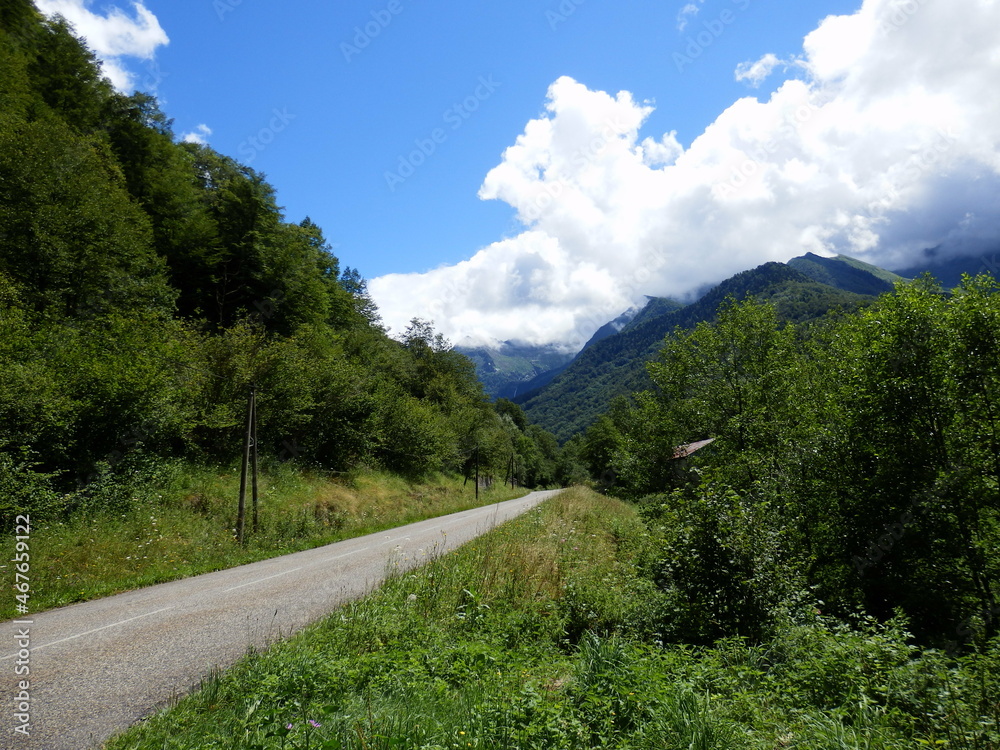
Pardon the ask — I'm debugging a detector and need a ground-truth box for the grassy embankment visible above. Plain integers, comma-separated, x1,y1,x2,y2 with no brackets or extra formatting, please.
1,462,528,620
107,487,999,750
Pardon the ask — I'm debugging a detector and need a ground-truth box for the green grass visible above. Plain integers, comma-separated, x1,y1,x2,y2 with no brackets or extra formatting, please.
0,460,529,620
104,487,1000,749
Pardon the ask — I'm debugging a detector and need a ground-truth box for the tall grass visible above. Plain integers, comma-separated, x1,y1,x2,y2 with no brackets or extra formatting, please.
0,460,528,620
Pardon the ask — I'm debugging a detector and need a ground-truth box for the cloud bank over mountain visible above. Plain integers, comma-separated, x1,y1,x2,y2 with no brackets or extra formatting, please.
371,0,1000,350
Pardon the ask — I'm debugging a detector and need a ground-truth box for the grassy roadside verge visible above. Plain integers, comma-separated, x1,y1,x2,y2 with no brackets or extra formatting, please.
105,486,999,750
104,485,657,750
0,461,529,620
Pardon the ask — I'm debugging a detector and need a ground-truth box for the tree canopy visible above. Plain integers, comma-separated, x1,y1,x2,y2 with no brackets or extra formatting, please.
585,282,1000,648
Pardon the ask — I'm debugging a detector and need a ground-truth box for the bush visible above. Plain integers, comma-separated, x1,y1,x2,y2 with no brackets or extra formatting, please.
0,449,63,525
643,479,800,645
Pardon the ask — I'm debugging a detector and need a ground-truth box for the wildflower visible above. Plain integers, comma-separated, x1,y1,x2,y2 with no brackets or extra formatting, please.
286,723,294,730
308,719,321,728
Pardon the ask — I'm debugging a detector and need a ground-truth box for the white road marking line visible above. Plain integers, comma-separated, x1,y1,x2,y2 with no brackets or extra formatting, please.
330,549,364,559
223,567,304,593
378,535,410,546
221,549,366,592
0,607,176,660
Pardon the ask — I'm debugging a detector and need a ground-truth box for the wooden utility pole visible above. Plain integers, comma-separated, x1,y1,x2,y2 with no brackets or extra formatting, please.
237,386,253,545
251,385,259,534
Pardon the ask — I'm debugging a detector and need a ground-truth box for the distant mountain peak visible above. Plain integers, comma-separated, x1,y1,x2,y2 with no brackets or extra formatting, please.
787,253,907,296
453,341,576,401
579,305,643,351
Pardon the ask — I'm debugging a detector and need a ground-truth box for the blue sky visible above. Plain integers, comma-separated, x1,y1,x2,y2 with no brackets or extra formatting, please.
136,0,858,277
34,0,1000,348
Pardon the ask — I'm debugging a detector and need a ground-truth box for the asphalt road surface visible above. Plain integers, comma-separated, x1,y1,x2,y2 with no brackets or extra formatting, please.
0,489,560,750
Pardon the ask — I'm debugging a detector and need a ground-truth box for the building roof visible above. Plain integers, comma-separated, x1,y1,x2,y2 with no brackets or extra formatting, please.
672,438,716,460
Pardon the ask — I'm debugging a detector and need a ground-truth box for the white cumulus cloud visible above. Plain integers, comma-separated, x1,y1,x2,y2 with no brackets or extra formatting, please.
181,124,213,146
735,53,785,87
33,0,169,92
371,0,1000,351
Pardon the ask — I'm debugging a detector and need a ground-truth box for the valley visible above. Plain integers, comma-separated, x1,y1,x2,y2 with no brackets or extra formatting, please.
2,4,999,748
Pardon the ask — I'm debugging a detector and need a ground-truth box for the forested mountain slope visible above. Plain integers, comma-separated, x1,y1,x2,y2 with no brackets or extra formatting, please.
517,262,874,441
787,252,909,295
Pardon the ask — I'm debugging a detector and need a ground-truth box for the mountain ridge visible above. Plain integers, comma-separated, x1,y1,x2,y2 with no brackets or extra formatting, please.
788,252,909,295
452,342,576,401
513,260,877,440
456,306,645,401
458,251,997,440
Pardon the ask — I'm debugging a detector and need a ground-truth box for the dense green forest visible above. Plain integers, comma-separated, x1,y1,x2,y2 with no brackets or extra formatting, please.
581,281,1000,652
0,2,581,528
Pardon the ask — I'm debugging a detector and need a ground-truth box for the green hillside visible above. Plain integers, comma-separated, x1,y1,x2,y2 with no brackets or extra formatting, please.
788,252,908,295
617,295,685,332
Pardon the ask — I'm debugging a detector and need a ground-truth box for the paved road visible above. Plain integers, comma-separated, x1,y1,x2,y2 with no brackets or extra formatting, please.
0,490,560,750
